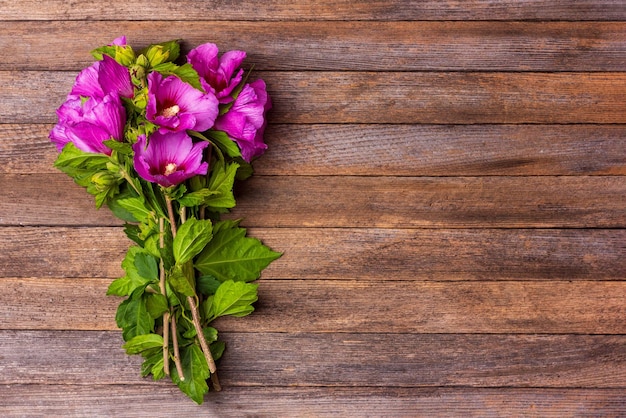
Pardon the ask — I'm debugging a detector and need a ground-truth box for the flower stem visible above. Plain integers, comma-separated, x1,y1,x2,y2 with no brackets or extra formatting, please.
165,195,177,237
170,314,184,381
158,217,170,377
166,197,220,390
187,295,221,391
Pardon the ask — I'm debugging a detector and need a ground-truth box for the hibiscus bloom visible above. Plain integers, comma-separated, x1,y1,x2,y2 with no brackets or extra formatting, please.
146,71,219,133
187,43,246,104
132,131,209,187
49,93,126,155
213,79,271,162
70,55,133,99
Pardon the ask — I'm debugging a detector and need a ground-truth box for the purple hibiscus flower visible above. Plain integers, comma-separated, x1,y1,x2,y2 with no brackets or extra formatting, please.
49,93,126,155
213,79,271,162
132,131,209,187
187,43,246,104
71,55,133,100
146,71,219,133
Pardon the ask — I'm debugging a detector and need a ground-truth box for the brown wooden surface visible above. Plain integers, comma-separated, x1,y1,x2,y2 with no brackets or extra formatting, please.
1,1,625,416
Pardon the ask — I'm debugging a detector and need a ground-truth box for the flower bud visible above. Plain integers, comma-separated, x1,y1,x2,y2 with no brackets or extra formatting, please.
91,171,118,192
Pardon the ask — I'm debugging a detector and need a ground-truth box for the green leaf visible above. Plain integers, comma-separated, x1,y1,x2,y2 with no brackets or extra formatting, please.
210,341,226,362
109,195,142,223
176,188,218,207
122,334,164,355
123,223,144,245
107,247,157,296
103,139,132,155
197,275,221,296
173,217,213,264
209,280,258,320
195,220,282,282
152,62,203,91
171,63,203,91
167,264,195,297
203,159,239,212
115,289,154,341
116,196,152,224
141,349,166,380
172,344,210,404
206,129,242,158
54,143,110,175
145,293,169,319
134,250,159,281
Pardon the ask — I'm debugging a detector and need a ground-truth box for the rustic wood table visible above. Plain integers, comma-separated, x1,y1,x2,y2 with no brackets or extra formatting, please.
1,1,625,416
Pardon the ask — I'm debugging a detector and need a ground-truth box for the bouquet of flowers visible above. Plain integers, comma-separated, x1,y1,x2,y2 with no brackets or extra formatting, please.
49,36,281,404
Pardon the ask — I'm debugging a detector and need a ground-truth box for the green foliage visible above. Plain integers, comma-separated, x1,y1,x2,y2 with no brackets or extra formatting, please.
173,217,213,264
203,280,258,321
123,334,164,355
195,220,282,282
115,288,154,341
172,344,210,404
107,247,158,297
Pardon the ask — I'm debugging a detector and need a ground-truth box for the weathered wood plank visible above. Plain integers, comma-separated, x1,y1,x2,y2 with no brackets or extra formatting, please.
1,227,623,281
3,124,626,176
2,1,625,21
3,174,624,228
2,278,624,334
4,71,626,124
5,22,626,71
230,176,626,228
2,330,624,387
3,386,625,417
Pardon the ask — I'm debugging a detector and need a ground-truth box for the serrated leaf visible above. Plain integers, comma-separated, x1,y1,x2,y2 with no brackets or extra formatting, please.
122,334,164,355
206,129,242,158
104,139,132,155
197,275,221,296
152,62,203,91
171,63,203,91
203,159,239,212
167,264,195,297
145,292,168,319
141,347,166,380
176,188,218,207
172,344,210,404
209,280,258,320
54,142,110,175
117,196,152,223
173,217,213,264
195,220,282,282
115,289,154,341
210,341,226,361
107,247,157,296
123,223,144,245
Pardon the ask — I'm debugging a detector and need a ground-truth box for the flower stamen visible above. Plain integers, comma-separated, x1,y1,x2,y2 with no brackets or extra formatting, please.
160,104,180,118
164,162,178,176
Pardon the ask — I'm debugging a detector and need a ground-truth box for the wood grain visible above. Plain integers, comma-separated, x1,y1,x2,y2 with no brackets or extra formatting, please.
3,174,624,228
3,124,626,176
1,227,623,281
231,176,626,228
3,386,625,417
4,71,626,124
5,21,626,71
2,1,625,21
2,330,624,388
2,278,624,334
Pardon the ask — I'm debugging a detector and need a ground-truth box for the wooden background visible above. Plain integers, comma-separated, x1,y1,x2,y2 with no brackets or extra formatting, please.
1,1,625,416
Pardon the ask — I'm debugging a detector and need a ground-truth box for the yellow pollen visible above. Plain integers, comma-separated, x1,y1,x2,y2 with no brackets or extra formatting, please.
164,163,177,176
161,104,180,118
